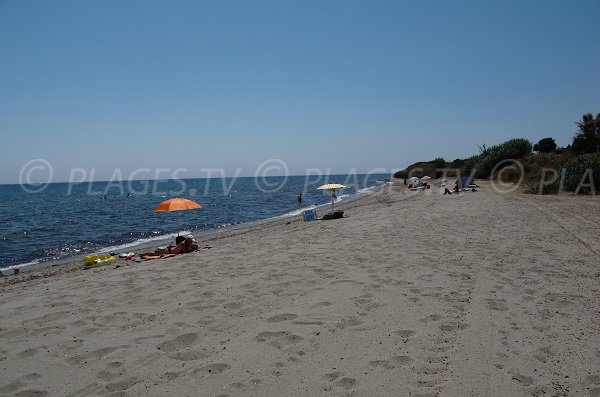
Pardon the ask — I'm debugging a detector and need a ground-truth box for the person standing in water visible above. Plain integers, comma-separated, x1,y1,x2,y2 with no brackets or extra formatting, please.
297,193,303,204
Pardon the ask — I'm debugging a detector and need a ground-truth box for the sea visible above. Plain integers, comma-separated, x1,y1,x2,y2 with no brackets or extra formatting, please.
0,174,390,273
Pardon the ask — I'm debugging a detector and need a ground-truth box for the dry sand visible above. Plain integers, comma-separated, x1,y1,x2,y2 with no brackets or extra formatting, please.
1,183,599,396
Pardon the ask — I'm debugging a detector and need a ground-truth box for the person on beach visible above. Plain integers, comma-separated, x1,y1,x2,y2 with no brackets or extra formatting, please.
138,236,197,260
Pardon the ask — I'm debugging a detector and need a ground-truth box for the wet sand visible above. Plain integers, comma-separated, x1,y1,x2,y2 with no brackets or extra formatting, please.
1,183,599,396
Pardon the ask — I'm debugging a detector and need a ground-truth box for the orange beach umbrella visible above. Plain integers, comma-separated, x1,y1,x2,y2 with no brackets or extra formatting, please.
154,198,203,236
154,197,203,212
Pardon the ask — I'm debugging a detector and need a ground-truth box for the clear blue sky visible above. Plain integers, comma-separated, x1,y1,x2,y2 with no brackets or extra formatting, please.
1,0,599,183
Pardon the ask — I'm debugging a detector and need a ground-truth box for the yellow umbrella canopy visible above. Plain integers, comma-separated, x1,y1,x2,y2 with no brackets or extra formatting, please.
317,184,347,212
316,183,347,191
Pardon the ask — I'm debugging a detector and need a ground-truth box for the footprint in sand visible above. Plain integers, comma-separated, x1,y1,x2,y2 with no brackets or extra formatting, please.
97,361,125,382
322,372,358,390
156,333,201,353
485,298,508,311
510,373,534,387
532,346,553,364
335,377,358,389
191,363,230,376
439,322,470,332
330,279,359,285
12,389,49,396
256,331,289,342
229,381,246,390
336,317,364,329
266,313,298,323
269,334,303,349
426,355,447,364
311,301,333,309
105,376,142,393
292,320,324,326
21,373,41,381
323,372,344,381
17,348,39,358
158,370,185,383
168,349,210,362
223,301,243,310
416,377,444,388
66,346,123,365
394,329,416,338
415,364,447,376
420,314,443,323
369,355,413,370
255,331,303,348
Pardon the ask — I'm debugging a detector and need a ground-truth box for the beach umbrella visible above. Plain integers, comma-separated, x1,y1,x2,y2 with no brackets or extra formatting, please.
317,183,347,212
154,197,203,235
407,176,421,186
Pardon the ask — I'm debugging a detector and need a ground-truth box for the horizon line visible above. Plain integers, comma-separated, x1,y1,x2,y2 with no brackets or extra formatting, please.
0,171,398,187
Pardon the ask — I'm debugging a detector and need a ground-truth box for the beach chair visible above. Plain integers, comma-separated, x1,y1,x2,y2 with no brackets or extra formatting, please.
303,210,317,222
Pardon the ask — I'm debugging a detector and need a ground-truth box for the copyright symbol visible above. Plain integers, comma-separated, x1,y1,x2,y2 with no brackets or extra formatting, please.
490,159,524,194
19,159,54,193
254,159,289,193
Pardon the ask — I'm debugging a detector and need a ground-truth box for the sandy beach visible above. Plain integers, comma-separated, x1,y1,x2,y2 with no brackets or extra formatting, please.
1,183,599,396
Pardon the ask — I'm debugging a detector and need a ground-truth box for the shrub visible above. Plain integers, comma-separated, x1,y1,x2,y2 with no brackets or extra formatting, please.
572,113,600,154
432,157,446,170
529,170,562,194
530,154,600,194
462,138,532,178
534,137,557,153
562,153,600,193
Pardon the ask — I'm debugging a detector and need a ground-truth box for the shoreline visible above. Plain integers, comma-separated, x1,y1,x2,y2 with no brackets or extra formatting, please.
0,182,397,284
0,182,386,277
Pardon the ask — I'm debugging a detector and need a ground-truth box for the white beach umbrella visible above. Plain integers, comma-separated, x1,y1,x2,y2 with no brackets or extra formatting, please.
407,176,421,186
317,183,347,212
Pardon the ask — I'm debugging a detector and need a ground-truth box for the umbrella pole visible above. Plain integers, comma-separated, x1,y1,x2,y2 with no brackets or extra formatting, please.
331,191,335,212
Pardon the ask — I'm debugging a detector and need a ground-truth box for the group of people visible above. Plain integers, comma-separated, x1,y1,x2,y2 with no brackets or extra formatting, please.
443,182,478,195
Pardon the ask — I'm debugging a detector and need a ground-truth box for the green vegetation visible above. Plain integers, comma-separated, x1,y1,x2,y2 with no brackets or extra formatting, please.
432,157,446,170
395,112,599,195
562,154,600,193
533,137,557,153
462,138,532,178
572,113,600,155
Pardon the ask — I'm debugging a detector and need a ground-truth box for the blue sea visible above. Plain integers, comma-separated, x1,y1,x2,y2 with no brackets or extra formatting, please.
0,174,389,271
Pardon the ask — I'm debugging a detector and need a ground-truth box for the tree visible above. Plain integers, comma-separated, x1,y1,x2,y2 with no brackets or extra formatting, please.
432,157,446,169
534,137,557,153
572,113,600,154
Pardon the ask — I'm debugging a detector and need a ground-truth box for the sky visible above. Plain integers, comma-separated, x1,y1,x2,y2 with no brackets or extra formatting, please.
1,0,599,184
